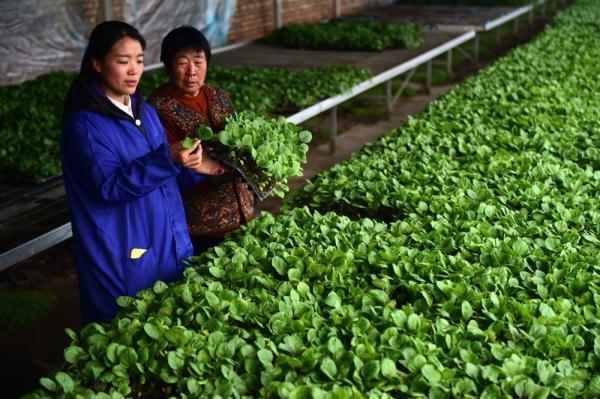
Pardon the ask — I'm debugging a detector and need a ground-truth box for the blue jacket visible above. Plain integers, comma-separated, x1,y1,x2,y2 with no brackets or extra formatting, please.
61,78,205,324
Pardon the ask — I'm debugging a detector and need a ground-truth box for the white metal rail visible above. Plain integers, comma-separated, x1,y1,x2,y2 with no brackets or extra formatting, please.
287,30,475,125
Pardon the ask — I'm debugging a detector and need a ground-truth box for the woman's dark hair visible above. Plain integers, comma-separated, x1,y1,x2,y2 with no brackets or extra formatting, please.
160,26,212,68
80,20,146,80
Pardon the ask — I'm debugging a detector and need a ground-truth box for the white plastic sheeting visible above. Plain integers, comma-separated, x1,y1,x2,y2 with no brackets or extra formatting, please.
0,0,237,86
124,0,237,70
0,0,90,85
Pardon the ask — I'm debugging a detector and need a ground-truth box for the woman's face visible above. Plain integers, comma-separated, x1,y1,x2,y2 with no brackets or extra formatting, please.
169,50,207,97
92,36,144,104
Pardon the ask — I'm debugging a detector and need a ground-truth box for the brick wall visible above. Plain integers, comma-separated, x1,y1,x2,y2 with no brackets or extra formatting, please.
227,1,277,44
80,0,125,25
227,0,382,44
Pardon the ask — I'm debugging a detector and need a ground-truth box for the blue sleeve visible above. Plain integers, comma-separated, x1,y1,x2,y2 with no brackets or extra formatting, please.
147,109,207,190
177,168,206,190
63,116,180,204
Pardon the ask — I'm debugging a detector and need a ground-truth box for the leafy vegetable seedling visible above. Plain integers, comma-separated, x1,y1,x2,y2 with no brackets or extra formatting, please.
197,125,214,141
182,136,197,149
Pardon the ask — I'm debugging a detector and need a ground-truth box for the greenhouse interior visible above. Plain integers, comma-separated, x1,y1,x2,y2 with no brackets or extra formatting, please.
1,0,598,398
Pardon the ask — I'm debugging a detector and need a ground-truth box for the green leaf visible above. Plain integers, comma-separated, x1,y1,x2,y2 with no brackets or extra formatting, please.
182,136,197,149
539,303,555,318
115,296,134,308
40,377,58,392
465,362,479,380
120,347,138,367
167,351,185,370
588,376,600,395
362,360,380,380
327,337,344,358
381,358,397,379
64,346,85,364
208,265,225,278
421,364,441,385
407,313,421,332
55,372,74,393
197,125,214,140
320,357,337,380
271,256,286,275
391,310,407,327
187,378,200,395
279,335,303,354
144,323,161,339
153,281,169,294
461,301,473,320
325,291,342,309
299,131,312,143
205,291,220,308
512,239,529,256
257,348,273,367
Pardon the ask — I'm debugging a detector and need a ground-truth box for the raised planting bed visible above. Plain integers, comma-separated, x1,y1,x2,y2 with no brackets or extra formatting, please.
342,3,519,31
397,0,531,6
285,0,600,226
0,65,369,184
263,20,422,51
24,205,600,398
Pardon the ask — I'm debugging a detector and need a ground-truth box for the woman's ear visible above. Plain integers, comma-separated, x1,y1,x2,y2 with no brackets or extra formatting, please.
91,58,102,75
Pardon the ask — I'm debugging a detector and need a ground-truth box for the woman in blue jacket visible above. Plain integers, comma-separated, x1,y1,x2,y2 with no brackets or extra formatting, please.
61,21,224,324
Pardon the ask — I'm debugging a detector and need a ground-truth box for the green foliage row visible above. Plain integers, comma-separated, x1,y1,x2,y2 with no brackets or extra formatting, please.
285,0,600,222
0,65,370,183
0,72,74,183
264,20,422,51
23,2,600,397
395,0,531,5
208,65,372,115
25,205,600,398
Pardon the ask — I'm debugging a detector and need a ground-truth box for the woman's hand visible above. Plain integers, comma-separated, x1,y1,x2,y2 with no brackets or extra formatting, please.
195,155,229,175
170,139,202,169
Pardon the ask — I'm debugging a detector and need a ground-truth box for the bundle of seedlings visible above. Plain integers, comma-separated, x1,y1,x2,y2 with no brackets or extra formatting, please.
184,111,312,199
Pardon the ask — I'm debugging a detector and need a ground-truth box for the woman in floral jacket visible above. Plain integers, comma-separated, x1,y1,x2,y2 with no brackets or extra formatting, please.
149,26,254,254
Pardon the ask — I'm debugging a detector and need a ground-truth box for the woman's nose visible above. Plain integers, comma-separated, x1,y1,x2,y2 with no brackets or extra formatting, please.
129,62,141,74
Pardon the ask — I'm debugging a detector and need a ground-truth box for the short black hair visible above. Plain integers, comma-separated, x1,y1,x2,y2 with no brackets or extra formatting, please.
80,20,146,80
160,26,212,67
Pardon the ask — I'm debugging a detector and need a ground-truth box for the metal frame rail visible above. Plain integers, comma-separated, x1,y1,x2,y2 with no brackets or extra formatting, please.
286,30,476,150
0,0,567,272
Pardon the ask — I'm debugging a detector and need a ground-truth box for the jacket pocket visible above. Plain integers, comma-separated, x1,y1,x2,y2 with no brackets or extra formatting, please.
124,245,157,297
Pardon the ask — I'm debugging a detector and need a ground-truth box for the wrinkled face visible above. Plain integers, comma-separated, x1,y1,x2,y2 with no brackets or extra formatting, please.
92,36,144,104
169,50,207,97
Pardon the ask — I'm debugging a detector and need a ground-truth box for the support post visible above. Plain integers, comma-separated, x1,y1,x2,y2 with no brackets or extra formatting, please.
131,0,140,29
447,49,453,78
102,0,114,21
513,18,519,35
426,60,432,94
529,8,534,26
275,0,282,28
385,80,393,115
334,0,341,18
330,106,337,154
474,34,480,62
